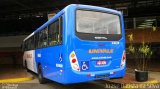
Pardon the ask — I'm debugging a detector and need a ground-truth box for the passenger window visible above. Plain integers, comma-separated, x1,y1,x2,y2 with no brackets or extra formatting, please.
37,27,48,48
42,28,48,47
35,33,39,48
48,16,62,46
30,36,35,50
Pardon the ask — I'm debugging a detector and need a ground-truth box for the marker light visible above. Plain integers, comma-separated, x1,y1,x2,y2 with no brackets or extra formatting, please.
110,72,116,74
60,70,64,72
113,72,116,74
86,74,91,77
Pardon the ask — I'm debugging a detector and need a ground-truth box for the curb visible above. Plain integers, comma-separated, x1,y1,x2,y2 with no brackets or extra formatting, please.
0,77,34,83
122,80,159,89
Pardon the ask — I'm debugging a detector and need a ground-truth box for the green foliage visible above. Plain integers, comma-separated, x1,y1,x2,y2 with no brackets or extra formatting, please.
127,32,153,71
128,33,133,42
128,45,135,54
138,42,152,56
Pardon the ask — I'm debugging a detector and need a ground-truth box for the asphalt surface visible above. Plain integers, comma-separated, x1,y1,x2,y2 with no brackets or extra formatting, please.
13,81,109,89
2,68,159,89
0,72,112,89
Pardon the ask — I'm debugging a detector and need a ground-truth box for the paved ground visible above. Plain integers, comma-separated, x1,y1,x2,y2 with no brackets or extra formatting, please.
0,65,32,80
1,73,110,89
0,65,111,89
0,82,110,89
0,65,159,89
20,72,111,89
1,70,159,89
149,71,160,81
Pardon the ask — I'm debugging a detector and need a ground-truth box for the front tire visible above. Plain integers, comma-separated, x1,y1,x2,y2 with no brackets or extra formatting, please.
38,65,46,84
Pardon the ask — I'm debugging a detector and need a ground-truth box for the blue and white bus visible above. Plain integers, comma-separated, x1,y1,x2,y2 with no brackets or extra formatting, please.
22,4,126,84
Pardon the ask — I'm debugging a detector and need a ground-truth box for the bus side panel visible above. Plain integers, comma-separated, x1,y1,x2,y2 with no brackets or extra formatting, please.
23,50,38,73
35,46,65,83
35,13,66,83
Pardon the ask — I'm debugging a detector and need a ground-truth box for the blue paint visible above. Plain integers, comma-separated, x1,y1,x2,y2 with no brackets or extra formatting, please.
25,4,126,84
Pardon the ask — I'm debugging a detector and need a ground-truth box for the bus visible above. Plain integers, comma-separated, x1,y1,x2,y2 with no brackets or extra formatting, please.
22,4,126,84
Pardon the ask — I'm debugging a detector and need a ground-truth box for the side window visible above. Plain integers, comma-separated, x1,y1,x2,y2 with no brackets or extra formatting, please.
35,33,39,49
41,28,48,47
28,38,31,50
59,16,63,44
38,31,43,48
30,36,35,50
48,19,59,46
48,16,63,46
26,40,29,51
37,27,48,48
24,41,27,51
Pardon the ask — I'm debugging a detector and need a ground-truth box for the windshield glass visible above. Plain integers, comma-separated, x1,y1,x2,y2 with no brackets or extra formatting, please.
76,10,121,35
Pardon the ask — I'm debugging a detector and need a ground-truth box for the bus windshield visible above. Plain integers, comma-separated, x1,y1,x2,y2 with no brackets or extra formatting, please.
76,10,121,35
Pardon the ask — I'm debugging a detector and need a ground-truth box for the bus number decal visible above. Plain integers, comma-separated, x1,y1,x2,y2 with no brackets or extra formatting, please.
56,63,63,68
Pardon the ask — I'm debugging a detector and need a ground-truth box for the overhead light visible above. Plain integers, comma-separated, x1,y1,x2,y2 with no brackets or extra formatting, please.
141,23,152,26
138,24,146,27
137,26,143,28
145,19,155,22
144,23,152,26
138,25,152,28
142,22,153,24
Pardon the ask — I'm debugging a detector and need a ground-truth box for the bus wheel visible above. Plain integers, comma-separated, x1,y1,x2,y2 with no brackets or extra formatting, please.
25,61,29,72
38,65,46,84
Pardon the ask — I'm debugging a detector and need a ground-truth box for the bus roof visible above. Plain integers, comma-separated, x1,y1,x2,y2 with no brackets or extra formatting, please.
23,4,121,41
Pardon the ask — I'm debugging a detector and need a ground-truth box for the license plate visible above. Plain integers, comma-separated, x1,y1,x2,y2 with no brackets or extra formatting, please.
96,60,106,65
95,74,110,78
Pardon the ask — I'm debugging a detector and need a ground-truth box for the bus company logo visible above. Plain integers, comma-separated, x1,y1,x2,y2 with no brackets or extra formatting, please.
89,49,114,54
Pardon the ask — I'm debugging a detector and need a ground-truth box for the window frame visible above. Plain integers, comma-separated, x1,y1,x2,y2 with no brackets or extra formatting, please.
75,9,122,41
48,16,63,47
